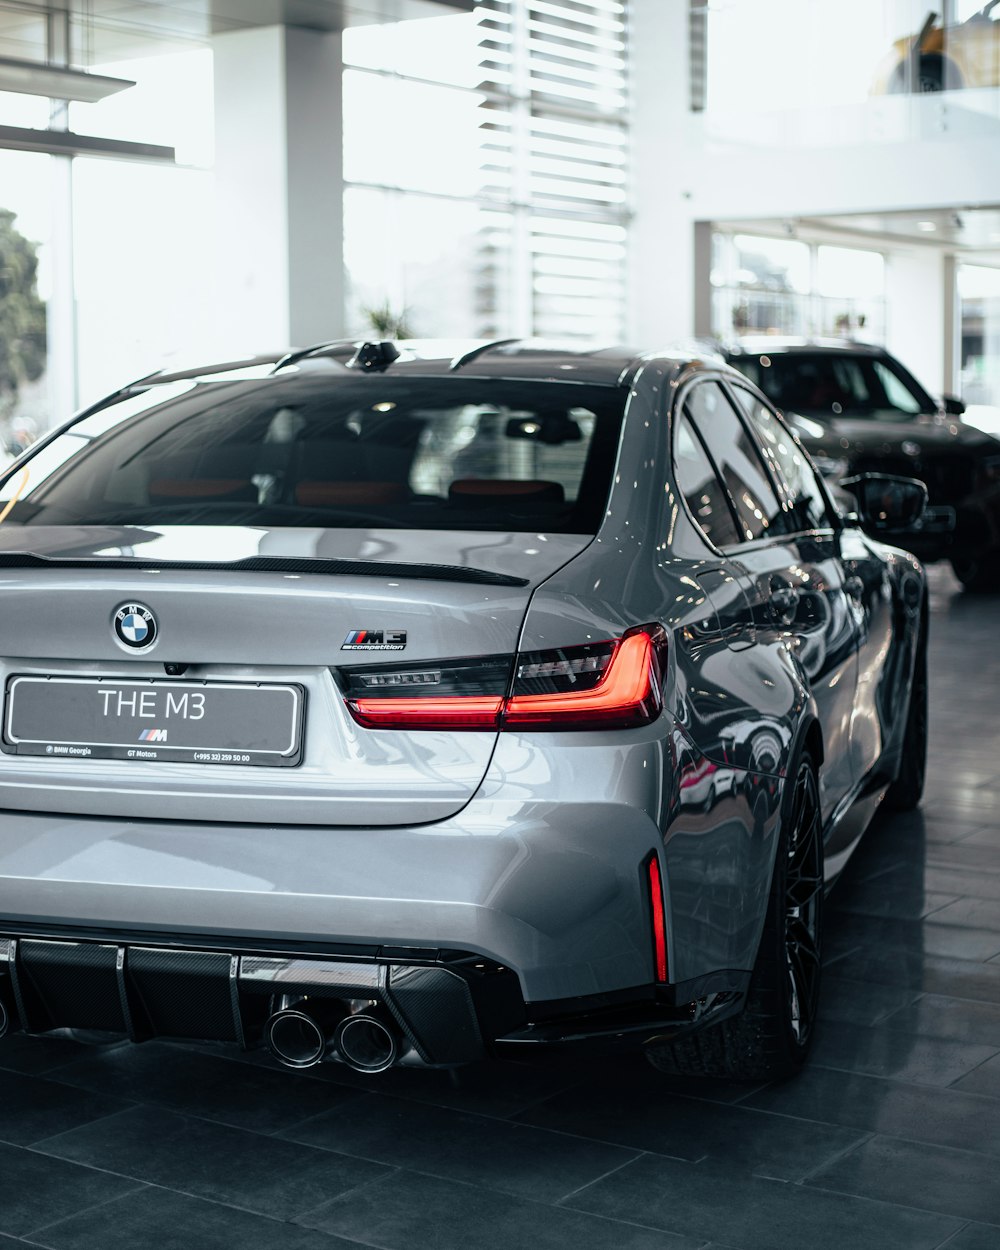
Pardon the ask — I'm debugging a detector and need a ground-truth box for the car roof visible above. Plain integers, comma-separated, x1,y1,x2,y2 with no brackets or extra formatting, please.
725,337,887,358
145,339,734,391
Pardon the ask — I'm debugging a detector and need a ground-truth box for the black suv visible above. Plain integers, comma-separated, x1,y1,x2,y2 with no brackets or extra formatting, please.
725,339,1000,591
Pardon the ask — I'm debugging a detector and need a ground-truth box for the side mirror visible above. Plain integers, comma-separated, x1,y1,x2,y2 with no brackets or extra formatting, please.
942,394,966,416
841,473,927,532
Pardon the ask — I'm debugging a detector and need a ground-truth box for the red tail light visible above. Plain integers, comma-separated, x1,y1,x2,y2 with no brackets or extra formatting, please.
647,853,668,983
339,624,666,732
345,696,504,731
505,626,665,730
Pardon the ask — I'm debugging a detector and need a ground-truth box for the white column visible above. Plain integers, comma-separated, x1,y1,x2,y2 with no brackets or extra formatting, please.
628,0,698,346
212,25,344,358
885,249,947,394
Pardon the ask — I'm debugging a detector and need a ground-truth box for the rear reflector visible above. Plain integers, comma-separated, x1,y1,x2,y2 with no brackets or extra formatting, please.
340,624,666,732
647,854,668,983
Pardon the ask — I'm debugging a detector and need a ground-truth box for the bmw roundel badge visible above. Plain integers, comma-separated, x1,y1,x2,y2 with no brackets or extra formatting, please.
113,602,157,649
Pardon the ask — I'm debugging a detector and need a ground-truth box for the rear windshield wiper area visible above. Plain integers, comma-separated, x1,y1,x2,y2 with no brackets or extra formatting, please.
0,552,529,588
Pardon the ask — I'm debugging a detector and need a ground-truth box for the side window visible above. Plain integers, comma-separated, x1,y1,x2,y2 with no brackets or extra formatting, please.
684,381,784,543
731,388,835,533
872,360,921,414
674,410,740,549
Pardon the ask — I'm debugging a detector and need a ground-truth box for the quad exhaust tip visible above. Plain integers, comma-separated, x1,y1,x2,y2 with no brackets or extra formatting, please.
265,1000,403,1073
265,1002,345,1069
333,1009,401,1074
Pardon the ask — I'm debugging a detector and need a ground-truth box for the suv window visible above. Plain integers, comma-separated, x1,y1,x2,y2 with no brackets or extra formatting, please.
734,351,932,421
0,376,626,535
673,409,740,549
683,381,784,543
730,388,834,533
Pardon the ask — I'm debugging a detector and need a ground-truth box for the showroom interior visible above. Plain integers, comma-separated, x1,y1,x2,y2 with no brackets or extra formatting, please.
0,2,999,1248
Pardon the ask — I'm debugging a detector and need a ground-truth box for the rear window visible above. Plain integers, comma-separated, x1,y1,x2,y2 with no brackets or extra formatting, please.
0,374,626,534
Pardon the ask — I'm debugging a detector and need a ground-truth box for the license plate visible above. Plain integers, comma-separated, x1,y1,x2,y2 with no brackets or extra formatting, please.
2,677,304,767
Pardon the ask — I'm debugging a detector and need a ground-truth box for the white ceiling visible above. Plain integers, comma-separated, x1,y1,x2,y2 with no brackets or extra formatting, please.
0,0,474,63
716,207,1000,267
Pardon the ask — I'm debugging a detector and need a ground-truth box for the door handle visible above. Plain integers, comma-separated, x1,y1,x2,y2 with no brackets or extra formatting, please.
844,575,864,602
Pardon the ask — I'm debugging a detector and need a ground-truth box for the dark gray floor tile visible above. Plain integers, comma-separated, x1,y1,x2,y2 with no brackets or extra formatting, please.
806,1135,1000,1225
0,1034,121,1077
927,844,1000,874
924,867,1000,901
563,1153,962,1250
53,1042,363,1133
744,1066,1000,1156
299,1170,700,1250
823,913,1000,962
960,828,1000,847
27,1186,366,1250
0,1069,133,1147
822,947,1000,1004
34,1105,391,1221
280,1093,639,1203
517,1086,868,1181
817,976,919,1027
0,1141,143,1238
937,1223,1000,1250
879,993,1000,1046
927,897,1000,931
808,1020,999,1085
952,1052,1000,1098
827,882,959,920
297,1051,593,1120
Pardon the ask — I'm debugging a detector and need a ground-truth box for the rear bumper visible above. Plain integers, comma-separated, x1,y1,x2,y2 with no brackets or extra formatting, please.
0,724,778,1061
0,928,749,1065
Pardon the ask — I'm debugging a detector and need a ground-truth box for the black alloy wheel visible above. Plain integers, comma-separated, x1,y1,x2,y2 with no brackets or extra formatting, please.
782,760,823,1050
885,622,928,811
646,752,824,1080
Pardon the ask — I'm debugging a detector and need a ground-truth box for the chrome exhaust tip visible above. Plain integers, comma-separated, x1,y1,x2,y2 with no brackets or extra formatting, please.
265,1000,345,1069
0,998,8,1040
334,1009,401,1074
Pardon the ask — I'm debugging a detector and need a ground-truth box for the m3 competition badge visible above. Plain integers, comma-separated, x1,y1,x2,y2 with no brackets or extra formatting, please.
341,629,407,651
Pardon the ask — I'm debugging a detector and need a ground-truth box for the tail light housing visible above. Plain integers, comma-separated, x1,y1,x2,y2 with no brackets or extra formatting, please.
339,624,666,732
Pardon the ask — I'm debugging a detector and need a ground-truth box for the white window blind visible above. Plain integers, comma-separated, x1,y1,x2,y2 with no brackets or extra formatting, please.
342,1,629,342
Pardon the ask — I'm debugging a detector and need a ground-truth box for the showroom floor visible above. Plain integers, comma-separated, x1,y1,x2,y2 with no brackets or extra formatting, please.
0,564,998,1250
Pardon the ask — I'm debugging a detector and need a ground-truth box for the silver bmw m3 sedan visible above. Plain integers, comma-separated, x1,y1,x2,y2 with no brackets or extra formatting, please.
0,339,928,1080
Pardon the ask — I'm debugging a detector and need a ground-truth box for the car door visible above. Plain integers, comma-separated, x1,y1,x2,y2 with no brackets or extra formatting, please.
683,378,859,825
727,384,898,794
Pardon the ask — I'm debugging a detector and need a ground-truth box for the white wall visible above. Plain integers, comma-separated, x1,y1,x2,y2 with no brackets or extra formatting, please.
885,248,947,394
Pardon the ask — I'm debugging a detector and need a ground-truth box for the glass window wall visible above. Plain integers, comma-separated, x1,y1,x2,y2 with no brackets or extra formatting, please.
0,149,51,462
959,264,1000,421
711,232,886,342
343,1,629,342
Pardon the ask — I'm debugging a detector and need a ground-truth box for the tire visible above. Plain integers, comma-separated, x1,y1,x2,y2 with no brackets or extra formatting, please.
646,753,823,1081
951,550,1000,593
884,622,927,812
